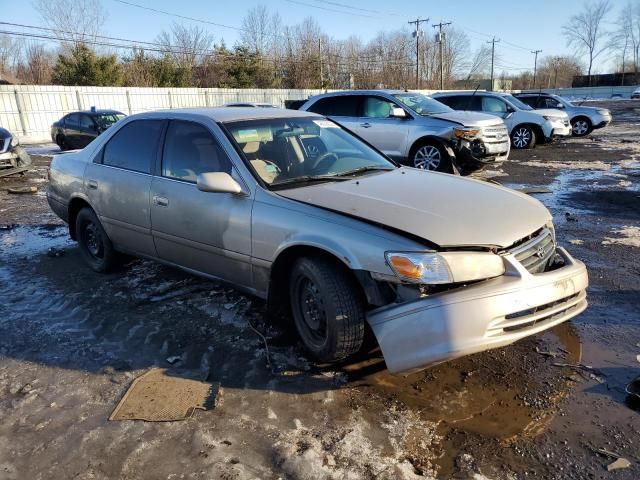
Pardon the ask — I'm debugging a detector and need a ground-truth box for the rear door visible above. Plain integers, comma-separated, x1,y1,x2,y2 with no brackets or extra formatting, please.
63,114,81,148
84,119,164,256
354,95,408,158
78,114,98,148
150,120,253,286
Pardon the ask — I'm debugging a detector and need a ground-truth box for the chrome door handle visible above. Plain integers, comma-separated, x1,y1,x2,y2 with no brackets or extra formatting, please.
87,179,98,189
153,196,169,207
360,123,372,128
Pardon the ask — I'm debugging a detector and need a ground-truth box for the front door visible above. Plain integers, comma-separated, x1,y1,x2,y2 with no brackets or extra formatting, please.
353,95,408,159
84,119,164,257
150,120,253,286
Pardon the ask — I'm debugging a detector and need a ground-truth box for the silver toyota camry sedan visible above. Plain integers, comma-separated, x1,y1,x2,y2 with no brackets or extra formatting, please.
47,107,588,374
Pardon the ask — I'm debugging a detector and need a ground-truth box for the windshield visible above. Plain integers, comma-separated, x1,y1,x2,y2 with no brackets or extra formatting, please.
224,117,395,189
504,95,533,111
96,113,125,128
551,94,574,107
393,93,453,115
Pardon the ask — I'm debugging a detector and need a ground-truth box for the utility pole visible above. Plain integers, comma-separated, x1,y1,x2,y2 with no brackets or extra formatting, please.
531,49,542,89
487,37,500,91
408,17,429,89
433,21,452,90
318,38,324,90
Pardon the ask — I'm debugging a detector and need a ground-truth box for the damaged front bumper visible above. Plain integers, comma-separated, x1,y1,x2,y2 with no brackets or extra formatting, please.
367,247,588,375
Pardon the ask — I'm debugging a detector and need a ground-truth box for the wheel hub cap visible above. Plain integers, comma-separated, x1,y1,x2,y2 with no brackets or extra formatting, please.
573,121,588,135
513,128,530,148
301,280,323,331
85,223,102,257
414,146,441,170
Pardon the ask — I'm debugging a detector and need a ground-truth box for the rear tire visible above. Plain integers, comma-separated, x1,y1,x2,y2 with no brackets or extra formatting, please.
571,117,592,137
511,125,537,149
410,140,453,173
75,207,119,273
56,134,69,151
289,256,365,362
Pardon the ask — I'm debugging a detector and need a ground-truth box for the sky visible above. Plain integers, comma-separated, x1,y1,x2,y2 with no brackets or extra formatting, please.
2,0,624,75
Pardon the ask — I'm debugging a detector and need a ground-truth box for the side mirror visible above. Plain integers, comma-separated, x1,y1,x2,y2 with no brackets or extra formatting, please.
556,103,565,109
390,107,407,118
197,172,243,194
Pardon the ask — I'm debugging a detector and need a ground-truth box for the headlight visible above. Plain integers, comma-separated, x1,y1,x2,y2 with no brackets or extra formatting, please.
9,136,18,147
596,109,609,115
385,251,505,284
453,127,480,139
543,115,563,122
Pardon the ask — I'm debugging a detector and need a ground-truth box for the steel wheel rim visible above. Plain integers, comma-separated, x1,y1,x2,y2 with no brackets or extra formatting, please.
572,120,588,135
414,145,441,170
83,221,104,259
294,276,327,347
513,128,531,148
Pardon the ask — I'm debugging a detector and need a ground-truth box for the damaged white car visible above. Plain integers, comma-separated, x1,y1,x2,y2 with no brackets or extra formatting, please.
0,127,31,177
46,108,588,374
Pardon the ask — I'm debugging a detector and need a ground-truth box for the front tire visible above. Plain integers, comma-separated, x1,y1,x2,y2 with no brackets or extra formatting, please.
571,117,592,137
410,141,452,172
511,125,537,149
76,208,119,273
289,257,365,362
56,134,69,151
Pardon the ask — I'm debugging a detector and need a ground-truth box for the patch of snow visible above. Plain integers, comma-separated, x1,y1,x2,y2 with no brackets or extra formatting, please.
602,226,640,248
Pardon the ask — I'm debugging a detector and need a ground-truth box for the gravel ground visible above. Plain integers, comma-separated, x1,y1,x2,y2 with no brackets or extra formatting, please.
1,100,639,479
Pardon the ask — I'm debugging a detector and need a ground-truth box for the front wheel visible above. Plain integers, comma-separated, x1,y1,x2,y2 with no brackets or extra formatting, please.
289,257,365,362
571,118,592,137
511,126,537,149
56,134,69,151
76,208,120,273
410,141,452,172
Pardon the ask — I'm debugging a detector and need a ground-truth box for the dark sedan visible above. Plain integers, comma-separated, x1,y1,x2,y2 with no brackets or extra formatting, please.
51,109,126,150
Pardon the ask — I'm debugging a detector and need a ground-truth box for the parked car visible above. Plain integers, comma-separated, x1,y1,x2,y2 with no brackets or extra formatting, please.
0,127,31,175
47,107,588,374
223,102,278,108
299,90,510,175
433,91,571,149
513,92,611,137
631,87,640,99
51,109,126,150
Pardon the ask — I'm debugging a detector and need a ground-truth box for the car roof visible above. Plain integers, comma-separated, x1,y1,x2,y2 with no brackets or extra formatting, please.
434,91,510,97
130,107,321,123
72,109,125,115
309,89,411,99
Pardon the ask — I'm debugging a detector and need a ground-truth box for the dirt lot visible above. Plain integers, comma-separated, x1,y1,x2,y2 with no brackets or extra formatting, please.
1,101,639,479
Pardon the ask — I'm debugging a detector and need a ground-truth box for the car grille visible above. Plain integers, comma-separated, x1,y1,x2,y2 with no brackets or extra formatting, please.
481,125,509,141
509,228,556,274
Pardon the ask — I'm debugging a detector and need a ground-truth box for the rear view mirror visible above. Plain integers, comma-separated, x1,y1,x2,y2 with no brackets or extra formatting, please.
197,172,243,194
390,107,407,118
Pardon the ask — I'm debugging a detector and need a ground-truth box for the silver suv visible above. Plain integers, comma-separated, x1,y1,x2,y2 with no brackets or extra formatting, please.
434,91,571,149
514,93,612,137
300,90,510,175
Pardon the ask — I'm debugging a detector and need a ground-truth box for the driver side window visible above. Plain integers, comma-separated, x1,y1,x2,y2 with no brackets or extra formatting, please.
363,97,395,118
162,121,232,183
481,97,508,113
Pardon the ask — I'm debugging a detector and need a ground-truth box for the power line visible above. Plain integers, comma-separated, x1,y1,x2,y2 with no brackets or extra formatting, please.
284,0,381,18
306,0,402,17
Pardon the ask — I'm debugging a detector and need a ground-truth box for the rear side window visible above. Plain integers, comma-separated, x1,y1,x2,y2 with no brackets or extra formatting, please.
80,115,94,129
102,120,163,174
307,96,360,116
518,96,538,108
162,121,232,183
437,95,480,110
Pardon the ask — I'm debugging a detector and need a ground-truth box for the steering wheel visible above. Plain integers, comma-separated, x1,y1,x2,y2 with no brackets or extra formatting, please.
308,152,338,174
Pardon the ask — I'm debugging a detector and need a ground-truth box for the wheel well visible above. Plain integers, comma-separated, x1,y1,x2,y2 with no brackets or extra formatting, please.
68,197,92,240
267,245,365,317
571,115,591,125
409,136,451,158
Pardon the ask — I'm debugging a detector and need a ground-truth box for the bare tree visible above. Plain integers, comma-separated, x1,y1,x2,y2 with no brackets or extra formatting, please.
562,0,611,86
240,4,281,54
157,22,214,72
464,45,493,83
16,42,53,84
33,0,107,48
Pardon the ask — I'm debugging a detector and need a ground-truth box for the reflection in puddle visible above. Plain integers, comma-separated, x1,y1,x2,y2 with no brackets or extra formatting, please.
0,225,71,259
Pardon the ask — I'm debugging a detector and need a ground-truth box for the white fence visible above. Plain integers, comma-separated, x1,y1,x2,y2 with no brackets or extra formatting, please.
0,86,329,143
2,84,639,144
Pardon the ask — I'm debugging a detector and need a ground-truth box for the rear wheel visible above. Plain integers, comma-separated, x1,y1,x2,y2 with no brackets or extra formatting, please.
289,257,365,362
56,134,69,151
410,141,452,172
511,125,537,149
571,117,592,137
76,208,120,273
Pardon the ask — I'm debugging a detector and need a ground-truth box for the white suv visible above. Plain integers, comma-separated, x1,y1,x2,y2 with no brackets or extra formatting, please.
433,91,571,149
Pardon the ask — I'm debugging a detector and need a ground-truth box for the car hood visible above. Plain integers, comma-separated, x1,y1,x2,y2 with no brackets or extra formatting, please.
277,168,552,248
430,110,504,127
570,105,606,113
532,108,569,119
